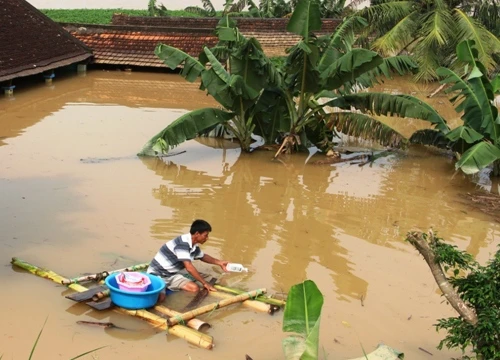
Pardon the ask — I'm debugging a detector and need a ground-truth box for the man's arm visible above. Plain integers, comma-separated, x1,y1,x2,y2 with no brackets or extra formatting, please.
200,254,228,271
182,260,217,291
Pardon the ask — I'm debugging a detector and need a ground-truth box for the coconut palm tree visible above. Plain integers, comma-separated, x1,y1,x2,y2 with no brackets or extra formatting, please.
358,0,500,81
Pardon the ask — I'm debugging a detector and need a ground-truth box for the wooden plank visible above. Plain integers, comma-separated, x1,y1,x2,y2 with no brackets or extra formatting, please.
65,285,108,302
182,277,217,311
86,298,113,311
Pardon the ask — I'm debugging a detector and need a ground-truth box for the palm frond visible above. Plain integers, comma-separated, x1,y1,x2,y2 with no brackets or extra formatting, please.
419,9,455,48
357,1,414,28
453,9,500,72
371,12,418,55
326,112,408,148
412,41,443,82
354,55,418,89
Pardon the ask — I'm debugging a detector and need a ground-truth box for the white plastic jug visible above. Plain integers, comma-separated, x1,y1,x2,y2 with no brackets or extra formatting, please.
226,263,248,272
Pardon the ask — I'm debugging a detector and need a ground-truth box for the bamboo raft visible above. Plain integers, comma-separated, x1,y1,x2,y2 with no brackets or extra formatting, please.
11,257,286,350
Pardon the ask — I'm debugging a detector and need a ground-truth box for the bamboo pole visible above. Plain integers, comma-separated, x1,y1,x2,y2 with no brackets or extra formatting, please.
215,285,286,307
154,305,210,331
88,283,212,331
209,291,273,314
61,262,150,285
167,289,266,326
11,257,214,350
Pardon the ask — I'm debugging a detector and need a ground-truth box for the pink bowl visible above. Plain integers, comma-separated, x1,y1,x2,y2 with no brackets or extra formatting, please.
116,272,151,292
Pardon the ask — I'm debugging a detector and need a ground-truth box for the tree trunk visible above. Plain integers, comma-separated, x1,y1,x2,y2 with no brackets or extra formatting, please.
406,231,478,326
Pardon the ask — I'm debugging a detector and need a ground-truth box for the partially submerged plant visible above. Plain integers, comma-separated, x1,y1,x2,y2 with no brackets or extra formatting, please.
406,230,500,359
282,280,324,359
24,318,106,360
138,0,426,157
409,40,500,176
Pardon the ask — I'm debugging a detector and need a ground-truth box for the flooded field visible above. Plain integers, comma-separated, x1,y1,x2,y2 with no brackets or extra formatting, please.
0,70,498,360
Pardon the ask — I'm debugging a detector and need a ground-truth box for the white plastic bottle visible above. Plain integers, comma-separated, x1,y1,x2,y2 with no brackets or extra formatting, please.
226,263,248,272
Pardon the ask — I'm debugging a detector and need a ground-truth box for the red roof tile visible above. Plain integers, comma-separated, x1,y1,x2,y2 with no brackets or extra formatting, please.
0,0,92,82
65,24,218,68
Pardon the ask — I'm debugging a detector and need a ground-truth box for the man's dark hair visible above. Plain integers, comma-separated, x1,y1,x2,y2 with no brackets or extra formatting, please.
190,219,212,234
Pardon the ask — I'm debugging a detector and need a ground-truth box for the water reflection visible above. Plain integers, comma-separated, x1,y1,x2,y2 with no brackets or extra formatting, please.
139,140,497,301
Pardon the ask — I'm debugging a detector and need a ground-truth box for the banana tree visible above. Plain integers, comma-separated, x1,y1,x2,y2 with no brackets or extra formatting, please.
139,0,440,157
138,20,281,156
256,2,428,156
409,40,500,176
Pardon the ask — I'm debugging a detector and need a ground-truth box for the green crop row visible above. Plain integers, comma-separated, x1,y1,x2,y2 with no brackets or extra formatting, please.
41,9,203,25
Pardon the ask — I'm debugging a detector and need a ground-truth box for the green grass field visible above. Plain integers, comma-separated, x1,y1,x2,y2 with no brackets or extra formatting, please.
41,9,203,24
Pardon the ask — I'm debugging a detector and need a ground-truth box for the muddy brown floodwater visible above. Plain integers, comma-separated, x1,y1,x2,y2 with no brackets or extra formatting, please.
0,70,498,360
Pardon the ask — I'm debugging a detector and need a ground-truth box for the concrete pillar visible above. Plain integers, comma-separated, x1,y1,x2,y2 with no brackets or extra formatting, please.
77,64,87,73
44,72,55,85
2,85,15,96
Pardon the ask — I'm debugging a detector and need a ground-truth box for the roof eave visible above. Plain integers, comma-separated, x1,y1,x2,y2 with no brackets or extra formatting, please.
0,53,92,83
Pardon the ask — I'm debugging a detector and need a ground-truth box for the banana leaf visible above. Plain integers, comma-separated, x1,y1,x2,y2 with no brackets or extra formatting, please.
455,141,500,174
286,0,322,38
410,129,450,149
321,49,384,91
137,108,234,156
326,93,449,133
437,40,500,142
446,126,484,143
154,44,204,83
327,112,407,148
282,280,323,360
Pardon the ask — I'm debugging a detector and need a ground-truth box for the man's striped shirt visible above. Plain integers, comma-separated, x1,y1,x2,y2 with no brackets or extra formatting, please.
147,233,204,277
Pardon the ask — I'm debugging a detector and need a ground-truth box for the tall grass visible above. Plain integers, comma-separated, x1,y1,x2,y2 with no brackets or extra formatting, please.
2,317,106,359
41,9,205,24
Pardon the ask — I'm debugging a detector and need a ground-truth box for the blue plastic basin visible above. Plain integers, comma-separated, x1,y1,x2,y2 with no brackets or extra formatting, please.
105,273,166,309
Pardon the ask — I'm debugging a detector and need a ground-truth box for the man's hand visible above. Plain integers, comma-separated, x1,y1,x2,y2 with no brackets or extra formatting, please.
219,260,229,272
203,282,217,292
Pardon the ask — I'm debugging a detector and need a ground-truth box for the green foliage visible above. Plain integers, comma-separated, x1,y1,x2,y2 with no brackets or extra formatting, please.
405,40,500,176
41,8,210,24
140,0,422,156
359,0,500,81
41,9,149,24
148,0,168,16
282,280,324,360
423,234,500,359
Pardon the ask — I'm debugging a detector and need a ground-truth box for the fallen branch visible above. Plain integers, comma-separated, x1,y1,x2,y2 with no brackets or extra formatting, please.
427,83,447,98
405,231,478,326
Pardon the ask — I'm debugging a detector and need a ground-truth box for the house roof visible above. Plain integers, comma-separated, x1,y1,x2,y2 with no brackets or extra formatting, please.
0,0,92,83
64,24,218,67
111,14,341,33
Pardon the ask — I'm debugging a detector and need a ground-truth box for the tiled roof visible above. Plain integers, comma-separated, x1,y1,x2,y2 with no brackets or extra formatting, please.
0,0,92,83
111,14,341,33
64,24,218,67
241,31,302,57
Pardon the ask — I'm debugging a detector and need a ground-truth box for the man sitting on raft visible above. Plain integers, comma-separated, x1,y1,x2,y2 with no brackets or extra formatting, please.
147,219,228,302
